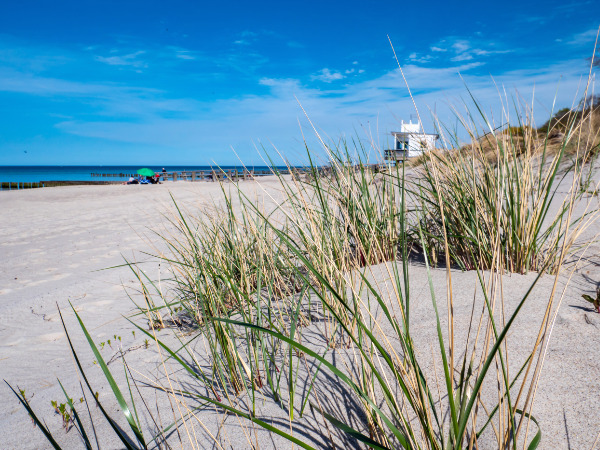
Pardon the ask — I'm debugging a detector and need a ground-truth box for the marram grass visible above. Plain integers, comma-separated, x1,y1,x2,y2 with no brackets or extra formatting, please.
8,84,600,449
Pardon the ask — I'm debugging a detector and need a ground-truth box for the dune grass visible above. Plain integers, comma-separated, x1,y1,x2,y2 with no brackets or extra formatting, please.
8,82,600,449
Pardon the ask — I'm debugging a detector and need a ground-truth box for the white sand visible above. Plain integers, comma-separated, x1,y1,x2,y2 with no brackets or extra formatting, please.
0,180,286,448
1,179,599,449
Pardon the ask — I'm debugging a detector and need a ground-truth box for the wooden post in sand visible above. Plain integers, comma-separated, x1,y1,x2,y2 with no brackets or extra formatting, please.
173,172,178,182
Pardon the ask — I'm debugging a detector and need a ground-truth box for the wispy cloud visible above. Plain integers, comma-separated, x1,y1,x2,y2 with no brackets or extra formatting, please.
0,35,593,164
423,36,514,63
566,28,600,45
435,38,512,62
409,52,433,63
40,59,589,162
452,40,470,53
233,30,260,45
311,68,345,82
173,49,196,60
95,50,147,69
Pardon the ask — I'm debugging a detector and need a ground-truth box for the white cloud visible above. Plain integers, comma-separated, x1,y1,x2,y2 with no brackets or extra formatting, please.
44,59,589,163
473,49,511,57
567,28,600,46
451,53,474,62
437,37,513,62
0,37,592,164
234,30,261,46
452,40,471,53
95,50,147,68
409,53,434,63
258,77,302,91
174,50,196,60
311,68,345,83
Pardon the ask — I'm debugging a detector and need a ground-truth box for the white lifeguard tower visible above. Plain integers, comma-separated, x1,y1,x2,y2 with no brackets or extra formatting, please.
385,120,439,162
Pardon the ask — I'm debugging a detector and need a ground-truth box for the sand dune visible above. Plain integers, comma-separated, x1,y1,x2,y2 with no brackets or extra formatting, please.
1,177,599,449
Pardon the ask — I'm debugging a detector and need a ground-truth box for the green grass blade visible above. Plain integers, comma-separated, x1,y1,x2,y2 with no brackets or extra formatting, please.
310,402,392,450
516,409,542,450
215,317,412,449
57,379,92,450
5,381,62,449
188,391,318,450
58,307,140,450
66,304,146,448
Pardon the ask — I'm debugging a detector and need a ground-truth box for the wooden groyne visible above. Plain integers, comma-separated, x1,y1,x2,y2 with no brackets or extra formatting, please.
40,180,123,187
0,180,123,190
0,181,45,191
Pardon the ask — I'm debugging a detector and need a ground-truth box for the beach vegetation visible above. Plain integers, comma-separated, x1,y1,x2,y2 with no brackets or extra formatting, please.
7,67,600,449
582,287,600,313
409,114,583,273
51,400,73,431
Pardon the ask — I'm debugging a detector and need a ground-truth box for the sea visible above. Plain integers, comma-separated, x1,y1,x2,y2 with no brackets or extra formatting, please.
0,165,286,183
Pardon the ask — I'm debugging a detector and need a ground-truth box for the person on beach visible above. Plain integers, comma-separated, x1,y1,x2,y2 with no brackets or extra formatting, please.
146,174,160,184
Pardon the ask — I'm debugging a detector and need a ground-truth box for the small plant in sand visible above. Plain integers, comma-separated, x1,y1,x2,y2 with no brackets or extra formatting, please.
582,287,600,313
51,400,73,431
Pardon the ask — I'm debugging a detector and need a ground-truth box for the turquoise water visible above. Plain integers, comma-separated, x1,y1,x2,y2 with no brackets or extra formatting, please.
0,165,284,183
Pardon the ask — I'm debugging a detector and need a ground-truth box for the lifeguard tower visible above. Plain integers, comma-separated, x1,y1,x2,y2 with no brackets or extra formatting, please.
385,120,439,162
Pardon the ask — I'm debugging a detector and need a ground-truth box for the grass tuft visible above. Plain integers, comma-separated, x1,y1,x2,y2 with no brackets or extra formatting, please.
11,75,600,449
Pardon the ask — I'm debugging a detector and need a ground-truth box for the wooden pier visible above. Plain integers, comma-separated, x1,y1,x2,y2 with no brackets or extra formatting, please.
90,168,287,182
1,164,393,191
89,165,391,182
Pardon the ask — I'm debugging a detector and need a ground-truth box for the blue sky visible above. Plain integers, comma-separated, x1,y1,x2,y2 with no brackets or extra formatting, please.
0,0,598,165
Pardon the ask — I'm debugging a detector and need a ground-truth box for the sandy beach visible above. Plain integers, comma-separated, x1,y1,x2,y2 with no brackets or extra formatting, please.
0,180,287,448
1,177,599,449
1,0,597,446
